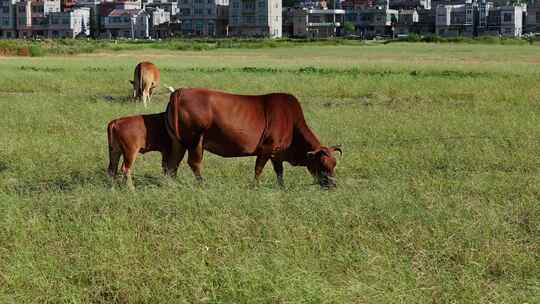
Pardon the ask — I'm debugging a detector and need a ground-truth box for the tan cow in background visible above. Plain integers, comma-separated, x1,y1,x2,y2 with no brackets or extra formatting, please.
130,61,160,108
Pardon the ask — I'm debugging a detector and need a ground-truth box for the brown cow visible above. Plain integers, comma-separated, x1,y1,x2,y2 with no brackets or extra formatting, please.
107,112,174,190
164,88,342,188
130,61,160,108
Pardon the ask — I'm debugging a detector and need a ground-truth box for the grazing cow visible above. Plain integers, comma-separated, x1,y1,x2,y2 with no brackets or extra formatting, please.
164,88,342,188
130,61,160,108
107,112,174,190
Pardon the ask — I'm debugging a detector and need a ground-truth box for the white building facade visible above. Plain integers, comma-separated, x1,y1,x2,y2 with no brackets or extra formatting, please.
47,7,90,38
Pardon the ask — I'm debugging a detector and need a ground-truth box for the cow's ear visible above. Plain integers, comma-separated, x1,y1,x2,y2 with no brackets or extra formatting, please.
129,80,134,85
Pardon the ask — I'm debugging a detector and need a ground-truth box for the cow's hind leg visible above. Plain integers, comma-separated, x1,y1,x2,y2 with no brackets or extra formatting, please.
271,159,284,188
121,148,138,191
187,136,204,183
165,141,186,177
254,155,270,186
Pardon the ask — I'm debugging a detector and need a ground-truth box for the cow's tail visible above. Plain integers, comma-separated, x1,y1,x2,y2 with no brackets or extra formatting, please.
163,84,175,93
138,63,143,100
107,120,121,177
165,90,181,141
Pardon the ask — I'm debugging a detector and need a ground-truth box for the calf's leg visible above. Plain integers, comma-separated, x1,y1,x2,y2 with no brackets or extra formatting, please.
121,148,138,190
108,146,121,178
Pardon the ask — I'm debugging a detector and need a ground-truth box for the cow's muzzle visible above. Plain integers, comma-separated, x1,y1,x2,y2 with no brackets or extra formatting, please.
319,174,337,189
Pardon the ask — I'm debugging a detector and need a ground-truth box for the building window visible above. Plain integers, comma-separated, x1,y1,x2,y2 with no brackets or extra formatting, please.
232,1,239,8
195,8,203,15
18,6,26,13
242,0,255,10
2,7,9,13
32,5,44,13
195,20,203,33
207,0,212,3
207,8,212,15
536,11,540,22
503,12,512,22
182,0,189,3
181,8,190,15
183,20,192,30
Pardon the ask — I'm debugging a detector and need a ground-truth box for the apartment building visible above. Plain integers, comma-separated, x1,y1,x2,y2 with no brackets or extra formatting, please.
229,0,281,37
178,0,228,36
349,7,398,37
481,5,524,37
526,1,540,33
16,0,61,38
103,8,148,38
435,2,474,36
389,0,430,10
47,6,90,37
0,0,18,38
292,7,345,38
395,9,418,35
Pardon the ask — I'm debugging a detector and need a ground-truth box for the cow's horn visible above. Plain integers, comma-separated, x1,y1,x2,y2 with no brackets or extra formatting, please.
307,150,318,157
330,145,342,156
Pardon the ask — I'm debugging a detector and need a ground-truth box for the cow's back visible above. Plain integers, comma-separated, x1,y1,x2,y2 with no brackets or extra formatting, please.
167,88,268,157
110,113,168,153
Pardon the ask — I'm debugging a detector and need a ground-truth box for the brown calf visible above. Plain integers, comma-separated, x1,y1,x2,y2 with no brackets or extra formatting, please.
130,61,160,108
107,112,174,189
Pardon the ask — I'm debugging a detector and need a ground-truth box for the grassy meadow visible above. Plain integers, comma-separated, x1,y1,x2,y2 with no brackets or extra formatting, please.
0,43,539,303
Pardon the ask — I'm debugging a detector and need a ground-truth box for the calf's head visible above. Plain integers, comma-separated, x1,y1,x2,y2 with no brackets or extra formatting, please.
306,145,342,188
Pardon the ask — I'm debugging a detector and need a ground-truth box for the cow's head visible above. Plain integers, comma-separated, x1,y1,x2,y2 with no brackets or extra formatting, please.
306,145,342,188
129,80,137,98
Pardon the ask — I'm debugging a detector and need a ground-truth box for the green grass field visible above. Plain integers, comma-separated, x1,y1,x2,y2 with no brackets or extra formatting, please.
1,43,539,303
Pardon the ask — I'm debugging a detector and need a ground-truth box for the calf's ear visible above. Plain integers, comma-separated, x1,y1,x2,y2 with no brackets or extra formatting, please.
129,80,134,85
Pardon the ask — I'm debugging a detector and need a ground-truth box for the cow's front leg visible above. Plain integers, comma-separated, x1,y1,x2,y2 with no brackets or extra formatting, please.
254,155,270,185
187,136,204,183
271,159,284,188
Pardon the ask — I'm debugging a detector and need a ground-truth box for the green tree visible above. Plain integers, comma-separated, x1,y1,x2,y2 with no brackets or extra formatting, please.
344,22,355,34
